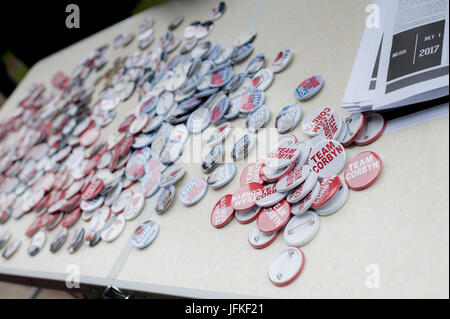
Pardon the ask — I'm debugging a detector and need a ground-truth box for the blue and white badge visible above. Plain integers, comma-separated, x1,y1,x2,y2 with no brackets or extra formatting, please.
210,96,230,124
231,43,254,63
246,54,266,77
275,103,302,134
294,75,324,100
210,67,234,88
245,105,270,133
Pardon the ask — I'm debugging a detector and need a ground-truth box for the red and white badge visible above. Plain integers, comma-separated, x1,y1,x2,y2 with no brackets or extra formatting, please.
265,143,301,170
301,106,333,137
259,161,296,183
101,214,126,242
255,183,287,208
268,247,305,287
125,151,146,181
286,171,318,204
80,127,100,147
179,177,208,206
81,178,104,201
339,113,365,146
276,164,310,193
231,182,263,211
257,199,291,233
311,175,341,209
140,170,161,198
118,114,136,133
111,189,133,214
107,131,126,150
61,207,81,228
240,160,264,185
124,192,144,221
129,114,150,135
345,151,382,190
308,139,346,178
248,223,279,249
317,111,343,141
210,194,234,228
314,180,349,216
53,170,69,190
235,205,261,224
354,113,385,146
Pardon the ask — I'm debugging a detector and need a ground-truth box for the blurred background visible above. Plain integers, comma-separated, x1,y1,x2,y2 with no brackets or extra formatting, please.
0,0,166,106
0,0,165,298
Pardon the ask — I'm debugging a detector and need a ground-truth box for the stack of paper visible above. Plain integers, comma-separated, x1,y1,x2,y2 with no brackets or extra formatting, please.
342,0,449,112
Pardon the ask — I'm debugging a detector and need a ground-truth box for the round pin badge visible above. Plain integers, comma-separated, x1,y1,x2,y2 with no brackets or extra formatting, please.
61,207,81,228
276,164,310,193
111,189,133,214
309,139,346,178
80,127,100,147
311,175,341,209
0,231,12,249
129,114,150,135
231,43,254,63
28,229,46,256
231,132,256,161
234,29,257,46
187,107,211,134
210,194,234,228
265,140,301,170
314,180,349,216
257,199,291,233
275,103,302,134
246,54,266,77
251,68,274,91
345,151,382,190
255,183,287,208
131,220,159,249
259,161,296,183
271,49,293,73
156,92,175,116
353,113,385,146
207,122,232,146
155,185,176,214
286,170,318,204
159,140,183,166
235,205,261,224
80,195,105,213
2,238,21,259
81,178,104,201
236,88,265,114
210,97,230,124
101,214,126,242
125,151,146,181
317,112,344,141
140,170,161,198
214,46,234,65
294,75,324,100
231,182,263,211
145,156,166,175
240,160,264,186
284,210,320,247
210,67,233,88
179,177,208,206
301,106,334,137
67,227,85,254
339,113,365,146
245,105,270,133
268,247,305,287
210,1,226,20
124,192,144,221
248,222,279,249
49,227,68,253
201,145,224,173
207,163,236,189
159,167,186,188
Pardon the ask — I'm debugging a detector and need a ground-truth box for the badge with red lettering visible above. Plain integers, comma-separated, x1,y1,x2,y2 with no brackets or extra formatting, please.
309,139,346,178
210,194,234,228
251,69,273,91
354,113,385,146
268,247,305,287
81,178,104,201
61,207,81,228
255,183,287,208
240,160,264,185
314,180,349,216
317,112,343,141
124,192,144,220
210,67,233,88
231,182,263,211
101,214,125,242
311,175,341,209
80,127,100,147
118,114,136,133
207,122,232,146
140,170,161,198
125,151,146,181
294,75,324,100
345,151,382,190
248,223,279,249
179,177,208,206
112,189,133,214
265,142,301,170
257,199,291,233
286,170,318,204
271,49,293,73
276,164,310,193
339,113,365,146
67,227,85,254
129,114,150,135
210,97,230,124
301,106,334,137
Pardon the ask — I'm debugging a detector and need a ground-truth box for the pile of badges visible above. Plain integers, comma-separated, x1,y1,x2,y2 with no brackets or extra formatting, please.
209,72,386,286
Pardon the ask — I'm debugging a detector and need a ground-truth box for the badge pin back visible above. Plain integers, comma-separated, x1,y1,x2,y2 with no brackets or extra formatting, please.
268,247,305,287
353,113,385,146
344,151,382,190
284,210,320,247
339,113,365,146
248,222,279,249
